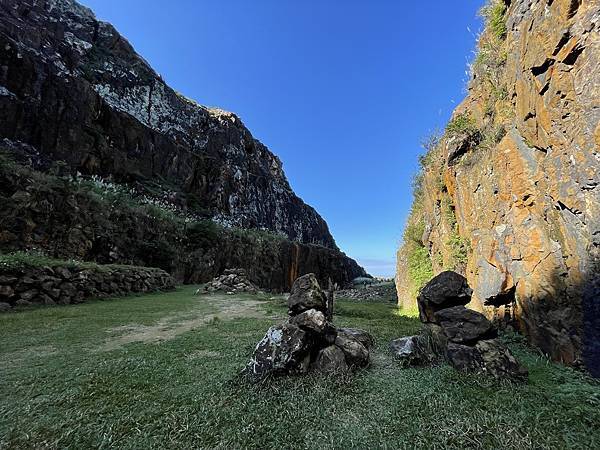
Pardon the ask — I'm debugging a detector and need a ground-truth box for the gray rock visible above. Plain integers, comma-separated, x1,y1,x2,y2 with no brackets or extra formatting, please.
475,339,528,381
446,342,484,372
245,323,311,379
290,309,327,334
390,336,421,362
312,346,348,374
434,306,497,344
335,334,369,368
417,271,472,323
287,273,327,316
0,302,11,312
0,285,14,299
337,328,375,349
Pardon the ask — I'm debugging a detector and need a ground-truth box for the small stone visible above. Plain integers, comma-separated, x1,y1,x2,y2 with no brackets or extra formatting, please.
0,285,14,299
417,271,472,323
0,302,11,312
390,336,422,363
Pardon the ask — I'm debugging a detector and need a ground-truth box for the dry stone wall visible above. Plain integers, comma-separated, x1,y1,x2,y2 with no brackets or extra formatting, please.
0,263,174,310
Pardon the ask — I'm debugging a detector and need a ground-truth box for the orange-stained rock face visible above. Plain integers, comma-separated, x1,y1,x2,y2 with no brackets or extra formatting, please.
397,0,600,376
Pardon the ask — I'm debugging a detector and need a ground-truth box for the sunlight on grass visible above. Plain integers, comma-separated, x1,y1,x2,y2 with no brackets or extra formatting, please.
1,288,599,448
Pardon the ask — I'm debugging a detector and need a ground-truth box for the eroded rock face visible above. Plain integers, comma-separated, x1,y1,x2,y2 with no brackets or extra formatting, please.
245,274,373,380
0,1,367,291
397,0,600,376
0,0,338,249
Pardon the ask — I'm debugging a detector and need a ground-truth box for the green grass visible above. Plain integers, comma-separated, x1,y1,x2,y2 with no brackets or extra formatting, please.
1,288,599,449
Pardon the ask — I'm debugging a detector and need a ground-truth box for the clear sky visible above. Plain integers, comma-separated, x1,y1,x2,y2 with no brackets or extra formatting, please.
80,0,486,277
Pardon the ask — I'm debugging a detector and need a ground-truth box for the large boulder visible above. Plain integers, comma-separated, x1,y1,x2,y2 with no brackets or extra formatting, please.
417,271,472,323
434,306,497,344
312,346,348,374
287,273,327,315
337,328,375,349
245,323,312,379
334,333,370,368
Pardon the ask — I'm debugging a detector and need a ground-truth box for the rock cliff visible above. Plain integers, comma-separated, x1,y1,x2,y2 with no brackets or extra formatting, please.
397,0,600,376
0,0,337,248
0,0,367,289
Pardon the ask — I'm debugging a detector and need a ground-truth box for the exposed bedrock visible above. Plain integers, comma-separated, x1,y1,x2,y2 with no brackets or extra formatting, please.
396,0,600,376
0,0,339,248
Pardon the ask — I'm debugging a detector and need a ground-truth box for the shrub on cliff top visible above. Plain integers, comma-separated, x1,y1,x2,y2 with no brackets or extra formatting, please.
481,0,508,41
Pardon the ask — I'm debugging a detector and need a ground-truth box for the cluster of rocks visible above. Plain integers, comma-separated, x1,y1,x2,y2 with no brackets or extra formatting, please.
391,271,528,381
0,264,174,311
245,273,374,379
336,283,397,303
196,269,260,294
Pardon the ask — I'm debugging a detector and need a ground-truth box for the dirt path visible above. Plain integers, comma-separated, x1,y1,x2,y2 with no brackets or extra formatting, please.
98,294,280,352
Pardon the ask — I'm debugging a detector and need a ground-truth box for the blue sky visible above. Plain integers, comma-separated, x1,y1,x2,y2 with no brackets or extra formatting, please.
80,0,485,277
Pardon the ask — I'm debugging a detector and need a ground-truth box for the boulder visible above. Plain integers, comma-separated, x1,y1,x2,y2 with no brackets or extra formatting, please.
337,328,375,349
390,336,422,363
434,306,497,344
417,271,472,323
475,340,528,381
312,346,348,374
245,323,312,379
0,285,14,299
446,343,484,372
0,302,11,312
335,334,369,368
290,309,327,334
287,273,327,315
392,273,527,382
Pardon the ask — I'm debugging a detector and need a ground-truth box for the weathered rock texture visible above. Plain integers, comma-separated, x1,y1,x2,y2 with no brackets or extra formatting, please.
392,272,528,381
0,263,174,309
0,0,367,290
0,150,366,291
196,269,259,295
245,274,373,379
397,0,600,376
0,0,337,248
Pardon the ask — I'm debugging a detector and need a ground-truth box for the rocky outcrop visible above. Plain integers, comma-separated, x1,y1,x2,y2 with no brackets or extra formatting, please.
0,151,366,291
0,0,339,249
391,272,528,381
244,274,373,380
0,262,174,309
397,0,600,376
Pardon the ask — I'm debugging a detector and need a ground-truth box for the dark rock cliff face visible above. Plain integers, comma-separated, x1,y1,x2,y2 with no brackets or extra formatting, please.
0,0,336,248
397,0,600,376
0,131,367,293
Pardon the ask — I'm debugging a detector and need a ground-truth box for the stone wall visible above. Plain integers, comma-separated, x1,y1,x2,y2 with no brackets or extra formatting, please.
0,263,175,310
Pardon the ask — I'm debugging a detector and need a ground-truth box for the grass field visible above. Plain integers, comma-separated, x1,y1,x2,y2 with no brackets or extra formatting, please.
1,287,599,449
